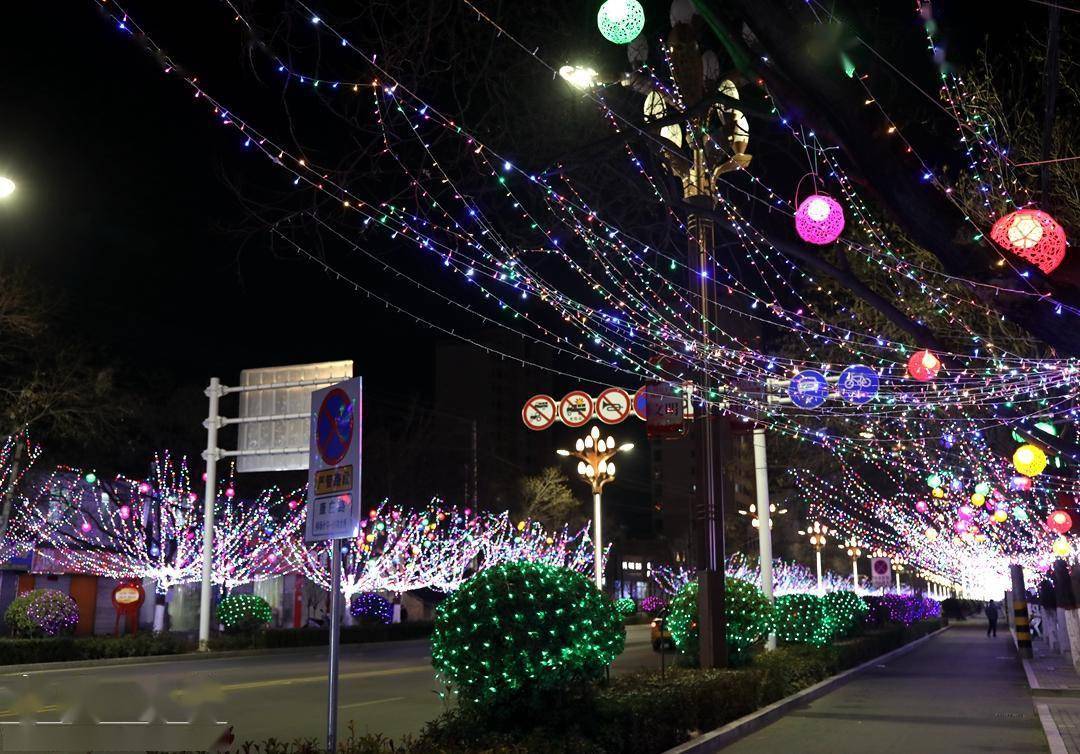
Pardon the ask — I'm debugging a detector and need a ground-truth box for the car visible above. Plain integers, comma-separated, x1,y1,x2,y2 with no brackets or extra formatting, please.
650,611,673,650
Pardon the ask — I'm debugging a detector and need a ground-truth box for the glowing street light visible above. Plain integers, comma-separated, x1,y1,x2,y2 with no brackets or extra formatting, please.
556,425,634,588
0,177,14,199
843,537,863,592
558,65,601,91
798,521,829,593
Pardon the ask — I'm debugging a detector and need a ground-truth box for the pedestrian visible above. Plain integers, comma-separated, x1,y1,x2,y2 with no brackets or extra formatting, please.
985,599,999,637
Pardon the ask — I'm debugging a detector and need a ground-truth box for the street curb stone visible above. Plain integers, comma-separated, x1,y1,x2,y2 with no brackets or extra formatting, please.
1036,703,1070,754
661,625,951,754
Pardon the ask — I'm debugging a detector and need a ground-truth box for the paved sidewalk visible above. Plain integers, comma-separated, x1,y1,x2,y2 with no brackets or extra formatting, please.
1028,636,1080,693
722,622,1046,754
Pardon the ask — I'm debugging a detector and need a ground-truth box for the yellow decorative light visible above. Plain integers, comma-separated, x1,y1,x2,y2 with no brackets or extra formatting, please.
1053,536,1072,558
1013,444,1048,477
970,493,985,507
931,487,945,499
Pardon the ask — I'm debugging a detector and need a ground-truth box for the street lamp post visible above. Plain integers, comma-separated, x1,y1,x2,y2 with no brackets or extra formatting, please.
799,521,829,594
557,426,633,589
844,538,863,592
893,557,905,592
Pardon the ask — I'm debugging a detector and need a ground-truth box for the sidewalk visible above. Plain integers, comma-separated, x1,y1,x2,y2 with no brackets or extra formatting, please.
1023,627,1080,753
721,622,1046,754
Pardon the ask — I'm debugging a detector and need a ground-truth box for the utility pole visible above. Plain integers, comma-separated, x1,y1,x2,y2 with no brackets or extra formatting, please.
753,427,775,650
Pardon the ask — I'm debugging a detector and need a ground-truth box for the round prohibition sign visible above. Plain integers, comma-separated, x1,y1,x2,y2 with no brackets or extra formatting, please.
632,386,647,420
596,387,631,424
559,390,594,427
522,394,557,431
316,387,355,466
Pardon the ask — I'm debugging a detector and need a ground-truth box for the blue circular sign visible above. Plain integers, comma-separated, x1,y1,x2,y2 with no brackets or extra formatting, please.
788,370,829,409
316,388,354,466
837,365,879,405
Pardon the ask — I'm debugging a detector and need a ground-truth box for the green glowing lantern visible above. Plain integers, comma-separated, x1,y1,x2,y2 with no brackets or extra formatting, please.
974,481,991,497
597,0,645,44
926,473,942,489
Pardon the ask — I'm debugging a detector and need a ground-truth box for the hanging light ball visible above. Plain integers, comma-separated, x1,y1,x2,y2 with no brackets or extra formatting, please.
84,472,97,485
597,0,645,44
931,487,945,499
926,473,943,488
925,527,939,541
907,350,941,382
915,500,929,513
1053,536,1073,558
992,509,1008,523
119,505,131,520
137,481,152,495
1048,510,1073,535
794,194,845,245
1011,475,1034,492
970,493,985,507
80,520,92,534
1013,444,1048,477
989,209,1067,274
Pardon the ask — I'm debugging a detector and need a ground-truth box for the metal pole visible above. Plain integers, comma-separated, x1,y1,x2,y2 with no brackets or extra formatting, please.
816,550,823,594
198,377,221,651
852,559,859,592
895,570,901,592
752,428,774,650
593,491,603,589
327,540,342,753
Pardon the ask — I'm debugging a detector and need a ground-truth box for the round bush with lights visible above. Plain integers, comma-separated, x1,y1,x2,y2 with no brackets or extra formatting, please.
350,592,392,625
218,594,273,633
822,590,868,639
668,577,772,663
430,562,625,705
771,593,830,646
640,594,667,614
614,597,637,617
6,589,78,637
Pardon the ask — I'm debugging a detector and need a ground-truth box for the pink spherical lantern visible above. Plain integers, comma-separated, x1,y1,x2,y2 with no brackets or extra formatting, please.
224,487,235,499
288,499,299,510
80,520,92,534
795,194,845,245
119,505,131,520
1048,509,1073,535
138,481,151,495
915,500,929,513
907,349,941,382
990,209,1067,274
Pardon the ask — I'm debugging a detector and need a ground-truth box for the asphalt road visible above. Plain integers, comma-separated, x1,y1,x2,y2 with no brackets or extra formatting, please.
0,623,661,749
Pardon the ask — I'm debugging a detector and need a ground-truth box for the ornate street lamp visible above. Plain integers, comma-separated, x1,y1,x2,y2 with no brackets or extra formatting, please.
798,521,829,593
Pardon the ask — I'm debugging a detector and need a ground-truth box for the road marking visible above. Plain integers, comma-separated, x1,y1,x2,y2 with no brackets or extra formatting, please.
0,705,59,717
218,664,431,692
339,696,405,710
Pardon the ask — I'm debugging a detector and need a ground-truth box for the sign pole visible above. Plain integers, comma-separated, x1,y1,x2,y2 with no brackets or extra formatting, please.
753,428,775,650
327,539,342,753
198,377,222,651
592,490,604,589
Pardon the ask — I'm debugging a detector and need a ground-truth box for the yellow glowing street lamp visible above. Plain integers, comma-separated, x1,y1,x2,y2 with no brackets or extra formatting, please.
798,521,829,593
842,537,863,592
557,425,634,588
0,177,15,199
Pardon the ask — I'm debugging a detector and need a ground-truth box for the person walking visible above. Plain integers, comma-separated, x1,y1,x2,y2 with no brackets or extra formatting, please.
985,599,999,637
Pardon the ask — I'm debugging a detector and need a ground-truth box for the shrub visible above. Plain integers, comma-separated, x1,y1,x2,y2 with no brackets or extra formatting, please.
614,597,637,617
864,594,941,627
6,590,77,638
0,632,190,665
668,577,772,663
430,562,624,707
771,593,830,646
350,593,392,625
639,594,667,614
822,590,868,638
218,594,273,634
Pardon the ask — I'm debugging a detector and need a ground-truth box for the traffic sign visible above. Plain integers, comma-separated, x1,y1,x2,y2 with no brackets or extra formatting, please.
522,394,557,431
559,390,593,427
596,387,631,424
645,381,685,439
838,365,879,405
788,370,829,409
306,377,362,542
633,386,647,421
871,557,892,587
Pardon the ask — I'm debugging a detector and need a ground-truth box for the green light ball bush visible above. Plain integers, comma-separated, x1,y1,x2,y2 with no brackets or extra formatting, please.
615,596,637,617
771,593,831,646
668,577,772,664
431,562,625,712
822,590,868,639
218,594,273,634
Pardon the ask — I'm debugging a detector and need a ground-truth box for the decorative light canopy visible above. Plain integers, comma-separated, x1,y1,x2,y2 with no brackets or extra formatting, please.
794,194,845,245
907,350,941,382
596,0,645,44
1012,444,1048,477
990,209,1067,274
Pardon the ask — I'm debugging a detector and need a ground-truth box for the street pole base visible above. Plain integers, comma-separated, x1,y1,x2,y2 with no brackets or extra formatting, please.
697,569,727,669
198,640,210,653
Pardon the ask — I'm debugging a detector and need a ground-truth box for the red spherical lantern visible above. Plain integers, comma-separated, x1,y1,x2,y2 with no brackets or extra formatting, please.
907,349,941,382
990,209,1067,274
795,194,845,245
1048,509,1073,535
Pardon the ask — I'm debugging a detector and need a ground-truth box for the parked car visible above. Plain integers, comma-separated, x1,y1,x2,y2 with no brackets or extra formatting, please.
650,611,673,650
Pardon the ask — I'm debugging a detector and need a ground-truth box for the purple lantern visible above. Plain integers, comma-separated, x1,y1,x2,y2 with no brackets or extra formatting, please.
795,194,845,245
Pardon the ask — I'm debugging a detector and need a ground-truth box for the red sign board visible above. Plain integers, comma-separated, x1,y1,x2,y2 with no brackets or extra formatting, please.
522,394,557,431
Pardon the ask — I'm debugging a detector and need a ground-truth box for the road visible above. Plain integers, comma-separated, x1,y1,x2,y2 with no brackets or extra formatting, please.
0,623,661,749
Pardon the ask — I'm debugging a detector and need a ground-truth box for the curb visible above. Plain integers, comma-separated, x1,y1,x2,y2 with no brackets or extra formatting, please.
1036,703,1070,754
0,636,431,676
662,625,951,754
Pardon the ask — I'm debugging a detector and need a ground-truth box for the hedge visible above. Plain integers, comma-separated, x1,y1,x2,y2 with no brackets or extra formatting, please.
231,619,943,754
208,621,434,651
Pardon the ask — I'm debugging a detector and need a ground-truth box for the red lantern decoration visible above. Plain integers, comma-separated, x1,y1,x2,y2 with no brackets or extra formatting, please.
1048,510,1073,535
907,350,941,382
989,209,1067,274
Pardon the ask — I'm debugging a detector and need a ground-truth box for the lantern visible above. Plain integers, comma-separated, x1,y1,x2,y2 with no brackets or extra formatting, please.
932,487,945,499
1012,475,1033,492
794,194,845,245
1048,510,1073,535
925,527,939,541
970,493,985,507
926,473,942,488
597,0,645,44
989,209,1067,274
1053,537,1073,558
916,500,929,513
1013,444,1048,477
907,350,941,382
992,510,1008,523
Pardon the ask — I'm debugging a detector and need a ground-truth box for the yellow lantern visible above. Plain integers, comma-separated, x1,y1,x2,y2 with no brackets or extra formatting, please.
970,493,985,507
992,509,1008,523
1013,444,1048,477
1053,536,1072,558
931,487,945,499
